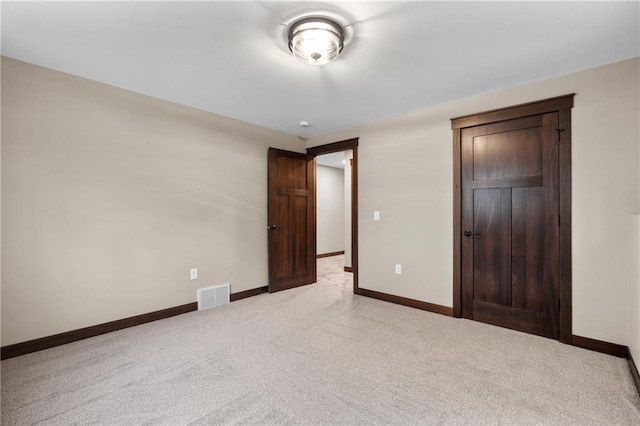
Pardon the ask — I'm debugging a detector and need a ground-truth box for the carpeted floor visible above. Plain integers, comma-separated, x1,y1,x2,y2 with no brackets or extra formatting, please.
2,255,639,425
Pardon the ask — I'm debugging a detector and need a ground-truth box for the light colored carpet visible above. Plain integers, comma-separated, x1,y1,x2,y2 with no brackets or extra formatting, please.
2,255,639,425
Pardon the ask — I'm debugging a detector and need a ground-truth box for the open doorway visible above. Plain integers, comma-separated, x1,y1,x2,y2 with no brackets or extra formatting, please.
315,150,352,269
315,150,353,293
308,138,359,293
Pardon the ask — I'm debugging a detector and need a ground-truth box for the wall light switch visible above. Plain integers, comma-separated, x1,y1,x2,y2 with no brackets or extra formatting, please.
374,211,380,221
190,268,198,280
395,264,402,275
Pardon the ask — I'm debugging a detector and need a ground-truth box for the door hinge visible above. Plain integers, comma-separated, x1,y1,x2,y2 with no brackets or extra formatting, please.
556,128,566,142
558,299,561,310
558,215,561,226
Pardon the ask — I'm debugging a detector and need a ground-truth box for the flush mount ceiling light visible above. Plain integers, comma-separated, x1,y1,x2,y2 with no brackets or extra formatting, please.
287,17,345,65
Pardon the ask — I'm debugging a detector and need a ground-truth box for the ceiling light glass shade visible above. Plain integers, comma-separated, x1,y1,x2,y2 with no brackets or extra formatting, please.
288,17,345,65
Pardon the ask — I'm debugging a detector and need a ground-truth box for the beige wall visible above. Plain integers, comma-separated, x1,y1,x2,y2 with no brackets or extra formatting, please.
344,150,353,268
1,58,305,346
633,56,640,362
0,55,3,325
316,165,344,255
631,216,639,362
2,56,639,351
308,58,640,347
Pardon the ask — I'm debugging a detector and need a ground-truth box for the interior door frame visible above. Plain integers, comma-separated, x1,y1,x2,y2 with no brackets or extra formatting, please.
307,138,359,293
451,94,574,343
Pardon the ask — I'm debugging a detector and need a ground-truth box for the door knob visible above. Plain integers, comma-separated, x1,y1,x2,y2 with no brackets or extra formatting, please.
267,224,278,231
464,230,479,237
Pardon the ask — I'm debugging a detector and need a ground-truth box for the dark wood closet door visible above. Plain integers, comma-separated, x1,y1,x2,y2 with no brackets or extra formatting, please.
267,148,316,292
461,112,560,338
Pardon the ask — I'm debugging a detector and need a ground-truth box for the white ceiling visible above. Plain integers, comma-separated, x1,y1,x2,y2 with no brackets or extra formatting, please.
316,151,347,169
2,2,638,138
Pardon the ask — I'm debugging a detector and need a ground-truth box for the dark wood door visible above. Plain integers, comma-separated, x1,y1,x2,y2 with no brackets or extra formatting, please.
461,113,560,338
267,148,316,292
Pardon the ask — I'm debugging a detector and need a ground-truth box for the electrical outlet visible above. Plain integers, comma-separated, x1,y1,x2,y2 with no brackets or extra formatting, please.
190,268,198,280
374,211,380,221
395,264,402,275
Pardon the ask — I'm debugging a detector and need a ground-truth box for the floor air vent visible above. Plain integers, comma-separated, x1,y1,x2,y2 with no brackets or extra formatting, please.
197,284,230,310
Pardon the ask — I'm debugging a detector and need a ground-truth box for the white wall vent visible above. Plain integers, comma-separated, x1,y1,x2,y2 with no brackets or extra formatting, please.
197,284,230,310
